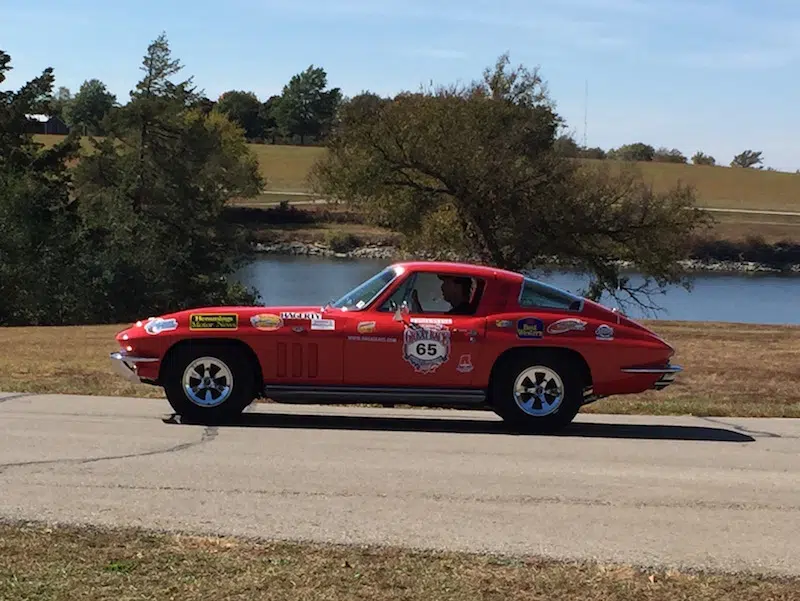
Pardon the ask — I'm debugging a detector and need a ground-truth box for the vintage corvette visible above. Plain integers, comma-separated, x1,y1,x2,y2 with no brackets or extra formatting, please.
109,261,681,432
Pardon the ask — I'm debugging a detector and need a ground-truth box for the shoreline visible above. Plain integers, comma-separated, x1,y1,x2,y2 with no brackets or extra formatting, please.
253,240,800,275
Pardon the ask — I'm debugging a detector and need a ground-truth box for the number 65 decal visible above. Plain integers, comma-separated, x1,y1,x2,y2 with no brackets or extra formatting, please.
403,326,451,374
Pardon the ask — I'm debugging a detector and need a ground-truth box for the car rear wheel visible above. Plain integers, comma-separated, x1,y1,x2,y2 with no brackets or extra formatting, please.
491,351,585,433
162,343,256,423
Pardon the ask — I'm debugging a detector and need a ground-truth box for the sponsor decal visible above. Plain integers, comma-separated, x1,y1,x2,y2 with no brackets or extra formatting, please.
517,317,544,339
403,325,451,374
189,313,238,330
311,318,335,331
250,313,283,331
357,321,376,334
595,324,614,340
411,317,453,325
347,335,398,343
456,354,473,373
495,319,513,328
144,317,178,335
547,318,588,335
280,311,322,320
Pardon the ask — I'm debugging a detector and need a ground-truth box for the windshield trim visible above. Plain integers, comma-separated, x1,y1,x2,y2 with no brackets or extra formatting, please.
330,265,405,312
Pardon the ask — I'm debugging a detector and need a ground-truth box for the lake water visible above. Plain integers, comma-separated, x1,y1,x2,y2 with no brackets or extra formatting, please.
235,255,800,325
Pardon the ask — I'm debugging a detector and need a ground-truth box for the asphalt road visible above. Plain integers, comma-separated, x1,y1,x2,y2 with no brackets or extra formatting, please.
2,392,799,576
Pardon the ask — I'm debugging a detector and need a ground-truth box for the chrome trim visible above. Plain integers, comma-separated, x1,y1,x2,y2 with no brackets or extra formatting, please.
620,365,683,374
109,351,159,384
620,364,683,391
110,351,159,363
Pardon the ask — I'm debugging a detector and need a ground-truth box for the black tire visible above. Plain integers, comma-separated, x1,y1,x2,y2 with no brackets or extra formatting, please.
490,350,585,434
161,342,256,423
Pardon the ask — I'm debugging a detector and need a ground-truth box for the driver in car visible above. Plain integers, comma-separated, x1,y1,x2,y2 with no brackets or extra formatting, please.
410,275,473,315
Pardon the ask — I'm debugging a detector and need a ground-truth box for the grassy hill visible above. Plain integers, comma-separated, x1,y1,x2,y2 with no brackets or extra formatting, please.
32,134,800,244
33,134,800,210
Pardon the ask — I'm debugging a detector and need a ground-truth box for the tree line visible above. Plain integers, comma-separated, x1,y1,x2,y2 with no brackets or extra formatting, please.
45,64,342,146
47,60,772,169
3,33,722,326
1,34,262,326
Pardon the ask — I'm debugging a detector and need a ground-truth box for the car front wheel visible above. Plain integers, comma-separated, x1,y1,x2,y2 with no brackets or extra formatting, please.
491,351,585,433
162,343,256,423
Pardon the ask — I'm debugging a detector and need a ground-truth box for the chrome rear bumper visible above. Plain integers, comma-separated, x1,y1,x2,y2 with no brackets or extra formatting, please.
110,351,159,384
620,365,682,390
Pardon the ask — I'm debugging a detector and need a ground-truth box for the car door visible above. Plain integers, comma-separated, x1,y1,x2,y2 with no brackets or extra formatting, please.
342,271,487,388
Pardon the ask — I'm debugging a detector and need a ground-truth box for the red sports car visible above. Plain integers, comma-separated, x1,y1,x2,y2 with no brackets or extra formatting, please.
110,261,681,432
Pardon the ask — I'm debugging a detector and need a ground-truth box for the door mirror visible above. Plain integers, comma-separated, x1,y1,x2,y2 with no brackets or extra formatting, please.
393,302,410,323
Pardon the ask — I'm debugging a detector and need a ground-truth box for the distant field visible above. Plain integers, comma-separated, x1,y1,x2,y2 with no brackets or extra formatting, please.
33,134,800,211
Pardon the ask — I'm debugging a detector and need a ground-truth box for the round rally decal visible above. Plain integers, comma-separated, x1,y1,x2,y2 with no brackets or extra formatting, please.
402,325,451,374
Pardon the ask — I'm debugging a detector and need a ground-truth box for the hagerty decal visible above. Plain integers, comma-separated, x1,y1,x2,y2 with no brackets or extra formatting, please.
280,311,322,320
547,318,588,335
189,313,238,330
403,324,451,374
516,317,544,339
250,313,283,331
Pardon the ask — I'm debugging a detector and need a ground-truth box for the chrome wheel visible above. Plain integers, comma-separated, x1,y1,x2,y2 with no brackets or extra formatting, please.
513,365,564,417
182,356,234,407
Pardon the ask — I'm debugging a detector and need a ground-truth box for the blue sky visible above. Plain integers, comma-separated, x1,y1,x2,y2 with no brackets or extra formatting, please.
2,0,798,171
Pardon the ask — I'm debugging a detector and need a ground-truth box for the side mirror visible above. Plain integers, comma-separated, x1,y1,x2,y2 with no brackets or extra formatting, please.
393,302,410,323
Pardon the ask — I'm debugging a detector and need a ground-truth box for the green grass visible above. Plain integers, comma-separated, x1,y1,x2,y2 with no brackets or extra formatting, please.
2,521,798,601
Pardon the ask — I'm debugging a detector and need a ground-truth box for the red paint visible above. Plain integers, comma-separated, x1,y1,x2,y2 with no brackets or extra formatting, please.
115,261,679,400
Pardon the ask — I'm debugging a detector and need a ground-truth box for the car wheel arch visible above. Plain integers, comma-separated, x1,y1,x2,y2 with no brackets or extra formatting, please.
159,337,264,394
486,345,592,403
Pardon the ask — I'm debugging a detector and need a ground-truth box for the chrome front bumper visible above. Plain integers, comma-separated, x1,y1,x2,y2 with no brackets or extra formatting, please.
110,351,159,384
620,365,683,390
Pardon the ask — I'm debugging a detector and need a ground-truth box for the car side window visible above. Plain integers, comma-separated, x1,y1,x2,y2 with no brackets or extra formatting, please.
405,273,482,316
518,277,582,311
378,274,416,312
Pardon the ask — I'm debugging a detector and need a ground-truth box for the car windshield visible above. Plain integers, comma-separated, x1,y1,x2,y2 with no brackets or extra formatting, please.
330,266,403,311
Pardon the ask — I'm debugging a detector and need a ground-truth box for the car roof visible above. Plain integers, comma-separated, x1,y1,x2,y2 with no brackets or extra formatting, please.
390,261,524,282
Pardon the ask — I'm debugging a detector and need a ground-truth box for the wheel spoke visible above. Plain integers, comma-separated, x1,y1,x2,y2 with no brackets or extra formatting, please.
513,365,565,417
182,356,235,408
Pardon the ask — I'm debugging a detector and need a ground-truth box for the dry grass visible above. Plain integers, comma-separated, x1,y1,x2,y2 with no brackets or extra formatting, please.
1,320,798,417
706,212,800,243
248,144,327,191
1,521,797,601
250,221,401,246
590,159,800,212
33,134,800,210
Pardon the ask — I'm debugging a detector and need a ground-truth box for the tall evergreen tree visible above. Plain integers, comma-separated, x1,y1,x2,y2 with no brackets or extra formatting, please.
71,33,264,321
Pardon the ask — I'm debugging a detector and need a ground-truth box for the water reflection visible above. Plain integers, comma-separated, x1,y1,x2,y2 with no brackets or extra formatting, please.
234,255,800,325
